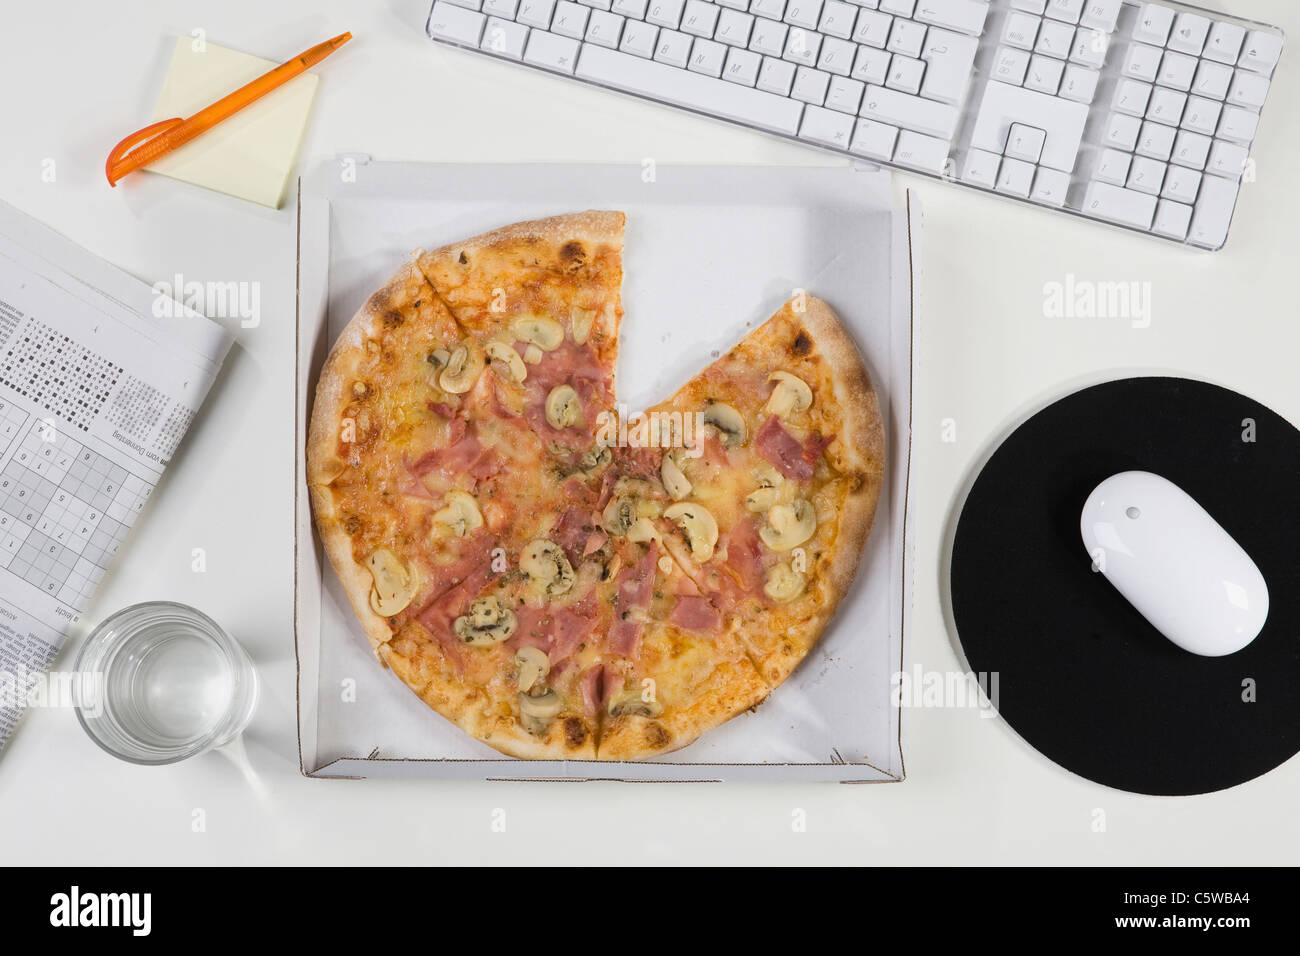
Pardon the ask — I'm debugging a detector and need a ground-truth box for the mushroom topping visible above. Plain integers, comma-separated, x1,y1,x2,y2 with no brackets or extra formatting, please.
608,689,664,718
513,316,564,351
579,444,612,473
523,344,543,365
515,646,550,693
702,402,747,449
570,307,597,346
602,495,637,536
745,487,778,512
660,451,692,500
519,688,564,735
485,339,527,383
426,347,451,370
365,549,417,617
663,503,719,562
439,344,484,394
764,563,806,603
626,517,663,546
760,499,817,551
765,371,813,417
521,538,576,596
433,491,483,538
545,384,582,430
453,597,518,646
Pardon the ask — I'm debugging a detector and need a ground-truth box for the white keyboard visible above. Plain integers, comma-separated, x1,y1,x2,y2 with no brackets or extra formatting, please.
428,0,1283,250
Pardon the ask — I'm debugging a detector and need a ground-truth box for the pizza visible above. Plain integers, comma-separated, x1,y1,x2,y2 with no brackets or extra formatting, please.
306,212,885,760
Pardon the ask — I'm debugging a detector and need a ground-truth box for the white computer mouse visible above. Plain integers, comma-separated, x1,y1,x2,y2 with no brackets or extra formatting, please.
1080,471,1269,657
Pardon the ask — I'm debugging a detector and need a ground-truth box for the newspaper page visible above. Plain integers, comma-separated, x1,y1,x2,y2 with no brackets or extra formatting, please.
0,201,231,753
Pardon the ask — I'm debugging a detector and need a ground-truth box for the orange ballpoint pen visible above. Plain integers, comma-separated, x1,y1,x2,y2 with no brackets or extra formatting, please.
105,31,351,186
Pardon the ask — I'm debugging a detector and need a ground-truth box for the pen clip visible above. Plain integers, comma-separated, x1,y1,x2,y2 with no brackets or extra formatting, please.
105,118,184,186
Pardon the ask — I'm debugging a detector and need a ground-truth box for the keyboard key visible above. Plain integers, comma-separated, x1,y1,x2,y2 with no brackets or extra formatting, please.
784,0,824,29
1035,20,1074,59
445,0,483,10
1003,12,1040,51
1112,79,1151,118
577,45,807,132
784,27,822,64
1005,123,1045,162
913,0,989,36
1145,87,1184,126
1094,148,1131,186
886,55,925,94
484,0,519,16
518,0,558,27
968,78,1089,171
1079,0,1121,33
750,17,788,55
853,9,894,47
1025,54,1064,94
818,0,857,38
1105,112,1141,150
1157,51,1197,91
647,0,686,28
580,0,613,9
892,129,951,173
1191,61,1233,100
1069,29,1108,69
429,1,487,45
851,46,891,83
1226,71,1269,110
483,17,530,58
798,103,856,145
1167,13,1209,56
826,75,865,112
681,0,720,37
1011,0,1047,12
1171,130,1211,169
1203,22,1245,65
1217,106,1258,145
1031,166,1071,205
552,1,591,38
792,64,831,101
524,29,581,70
689,37,728,75
1136,121,1175,160
1131,3,1174,46
861,83,960,139
1083,181,1157,230
757,55,797,92
919,29,978,105
752,0,785,17
654,28,693,66
1122,43,1162,82
960,148,1002,187
881,0,916,14
1238,31,1282,74
1059,64,1099,103
818,36,856,74
613,0,649,16
993,45,1031,85
1153,199,1192,240
1045,0,1083,24
1205,139,1247,179
722,46,763,83
718,0,748,8
1188,174,1238,248
1161,164,1201,203
995,157,1035,196
586,11,626,47
717,9,754,45
887,20,928,58
850,119,900,160
621,19,659,56
1180,96,1221,136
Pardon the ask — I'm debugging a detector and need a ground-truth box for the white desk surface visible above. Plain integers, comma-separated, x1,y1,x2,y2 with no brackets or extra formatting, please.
2,0,1297,865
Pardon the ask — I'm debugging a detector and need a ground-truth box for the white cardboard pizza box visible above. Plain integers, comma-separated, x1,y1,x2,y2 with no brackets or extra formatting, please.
294,161,917,782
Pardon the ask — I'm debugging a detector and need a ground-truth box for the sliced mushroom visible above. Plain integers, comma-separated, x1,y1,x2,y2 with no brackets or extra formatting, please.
519,688,564,735
579,444,612,473
602,495,637,536
764,563,806,603
765,371,814,417
439,344,483,394
608,689,663,718
570,307,597,346
433,491,483,538
523,344,543,365
702,402,747,448
485,339,527,383
365,549,417,617
545,384,582,430
663,503,719,562
453,597,518,646
760,499,817,551
660,451,692,500
513,316,564,351
515,646,550,693
626,517,663,546
745,487,778,512
521,538,576,596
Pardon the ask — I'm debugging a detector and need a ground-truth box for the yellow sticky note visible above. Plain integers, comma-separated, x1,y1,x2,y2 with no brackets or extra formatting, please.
147,36,318,208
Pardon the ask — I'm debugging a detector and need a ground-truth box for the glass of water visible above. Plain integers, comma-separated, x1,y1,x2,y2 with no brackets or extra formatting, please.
73,601,259,765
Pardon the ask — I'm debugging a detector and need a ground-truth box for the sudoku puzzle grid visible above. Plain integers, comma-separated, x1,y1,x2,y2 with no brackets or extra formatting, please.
0,421,152,609
0,320,121,433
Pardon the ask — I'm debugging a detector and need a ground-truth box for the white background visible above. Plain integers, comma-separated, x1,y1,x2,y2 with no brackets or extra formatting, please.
1,0,1297,864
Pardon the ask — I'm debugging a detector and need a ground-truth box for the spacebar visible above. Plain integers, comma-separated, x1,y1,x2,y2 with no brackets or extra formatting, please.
576,45,804,136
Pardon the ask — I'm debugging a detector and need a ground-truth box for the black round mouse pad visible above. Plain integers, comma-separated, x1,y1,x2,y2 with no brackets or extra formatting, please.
950,377,1300,795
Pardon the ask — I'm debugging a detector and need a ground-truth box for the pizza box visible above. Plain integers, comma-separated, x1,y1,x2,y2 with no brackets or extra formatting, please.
294,161,917,782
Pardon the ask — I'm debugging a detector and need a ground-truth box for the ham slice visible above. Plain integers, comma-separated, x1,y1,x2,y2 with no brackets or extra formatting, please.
670,595,721,632
507,594,599,666
579,664,626,717
754,415,831,480
609,543,659,657
413,555,498,673
722,516,764,595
